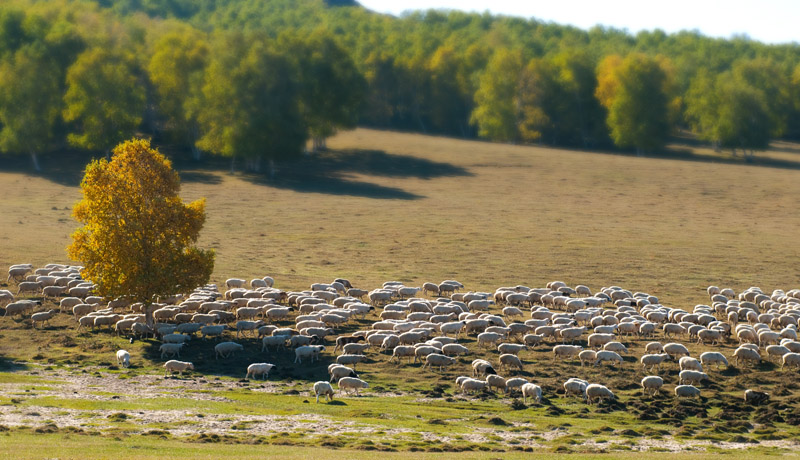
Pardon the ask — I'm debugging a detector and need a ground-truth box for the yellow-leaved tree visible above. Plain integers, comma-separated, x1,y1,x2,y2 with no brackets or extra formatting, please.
68,138,214,326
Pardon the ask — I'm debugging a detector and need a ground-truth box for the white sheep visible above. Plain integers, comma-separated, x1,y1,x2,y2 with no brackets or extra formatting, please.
328,365,358,382
215,342,244,359
782,352,800,370
699,352,729,370
594,350,623,366
663,342,690,359
159,343,184,359
498,353,523,372
679,370,709,385
674,384,701,398
30,309,58,328
645,342,664,354
162,333,192,344
424,353,456,371
4,300,37,318
486,374,507,393
116,350,131,368
640,376,663,396
521,383,542,404
246,363,275,380
585,384,614,404
497,343,527,355
603,342,629,354
336,354,367,369
460,378,486,394
733,346,761,366
578,350,597,367
390,346,416,364
552,344,582,361
338,377,369,396
563,378,588,398
640,353,669,372
679,356,703,372
471,359,497,377
294,345,325,364
313,381,335,403
441,343,469,357
164,360,194,376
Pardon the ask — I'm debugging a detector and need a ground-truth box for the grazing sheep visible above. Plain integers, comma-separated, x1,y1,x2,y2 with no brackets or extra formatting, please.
640,376,663,396
679,370,709,385
521,383,542,403
116,350,131,368
674,384,701,398
390,346,416,364
334,335,365,352
522,333,544,347
498,353,523,372
645,342,664,354
343,343,370,355
424,353,457,371
338,377,369,396
336,354,367,369
164,360,194,376
578,350,597,367
460,378,486,394
733,346,761,366
328,365,358,382
4,300,38,318
663,342,690,359
497,343,527,355
294,345,325,364
486,374,507,393
313,381,335,403
744,389,769,405
563,378,588,398
471,359,497,377
766,345,791,362
162,333,192,344
552,344,582,361
413,345,440,363
594,350,623,367
782,352,800,370
159,343,185,359
641,353,670,373
585,384,614,404
201,325,227,340
699,352,729,370
603,342,629,355
31,309,57,328
246,363,275,380
215,342,244,359
679,356,703,372
441,343,469,357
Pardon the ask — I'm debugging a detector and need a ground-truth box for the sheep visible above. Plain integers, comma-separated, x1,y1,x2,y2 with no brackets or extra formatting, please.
215,342,244,359
587,333,615,349
159,343,184,359
30,309,57,328
338,377,369,396
390,346,416,364
552,344,582,361
175,322,202,336
497,343,527,355
17,281,42,295
313,381,335,403
486,374,507,393
293,344,325,364
679,370,709,385
226,278,246,289
413,345,440,363
644,342,663,354
603,342,629,355
641,353,670,373
699,352,729,370
563,378,588,398
460,378,486,394
116,350,131,368
522,333,544,347
498,353,523,372
521,383,542,404
640,376,663,396
436,343,466,358
7,265,33,282
246,363,275,380
471,359,497,377
164,360,194,376
585,384,614,404
733,346,761,366
782,352,800,370
328,365,358,382
578,350,597,367
744,389,770,405
663,342,690,359
333,335,364,352
201,324,227,340
336,354,367,369
559,326,586,344
679,356,703,372
162,333,191,344
594,350,623,367
424,353,457,371
4,300,37,318
674,384,701,398
766,345,791,362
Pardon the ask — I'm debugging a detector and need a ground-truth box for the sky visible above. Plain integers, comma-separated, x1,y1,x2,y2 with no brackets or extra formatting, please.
356,0,800,45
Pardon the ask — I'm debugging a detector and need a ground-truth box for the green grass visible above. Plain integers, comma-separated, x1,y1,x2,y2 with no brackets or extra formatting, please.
2,129,800,455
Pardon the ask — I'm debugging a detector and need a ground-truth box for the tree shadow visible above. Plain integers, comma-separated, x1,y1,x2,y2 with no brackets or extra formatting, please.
240,148,472,200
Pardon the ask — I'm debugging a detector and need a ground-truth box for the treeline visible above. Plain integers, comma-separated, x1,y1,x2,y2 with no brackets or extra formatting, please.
2,0,800,172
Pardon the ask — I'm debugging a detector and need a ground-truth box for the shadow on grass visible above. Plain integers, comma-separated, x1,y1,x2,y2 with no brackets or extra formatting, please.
0,356,29,372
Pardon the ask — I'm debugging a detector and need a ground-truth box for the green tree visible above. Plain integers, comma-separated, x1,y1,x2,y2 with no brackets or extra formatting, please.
470,48,524,142
148,26,208,158
63,48,146,152
196,34,307,174
68,138,214,326
598,53,672,153
716,78,771,157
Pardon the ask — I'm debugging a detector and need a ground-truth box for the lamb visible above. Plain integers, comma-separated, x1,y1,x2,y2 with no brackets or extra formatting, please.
215,342,244,359
641,353,670,372
116,350,131,368
313,381,335,403
498,353,523,372
164,360,194,376
594,350,623,366
338,377,369,396
294,345,325,364
674,384,701,398
699,352,729,370
585,384,614,404
30,309,58,328
733,346,761,366
744,389,770,405
640,376,663,396
679,370,709,385
521,383,542,403
328,365,358,382
424,353,457,371
336,354,367,369
782,352,800,370
246,363,275,380
159,343,184,359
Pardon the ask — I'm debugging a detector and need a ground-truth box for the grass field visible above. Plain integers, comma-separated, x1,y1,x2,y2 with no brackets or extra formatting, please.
2,129,800,457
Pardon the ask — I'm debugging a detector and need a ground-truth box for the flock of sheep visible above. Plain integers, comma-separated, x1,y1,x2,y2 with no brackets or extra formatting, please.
4,262,800,407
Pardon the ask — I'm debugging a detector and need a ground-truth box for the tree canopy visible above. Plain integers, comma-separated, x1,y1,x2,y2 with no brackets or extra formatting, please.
68,138,214,324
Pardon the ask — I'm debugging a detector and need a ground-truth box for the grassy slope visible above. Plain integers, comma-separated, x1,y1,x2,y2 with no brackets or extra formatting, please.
2,129,800,456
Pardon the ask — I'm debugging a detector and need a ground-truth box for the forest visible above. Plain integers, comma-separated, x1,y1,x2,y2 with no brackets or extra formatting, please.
2,0,800,171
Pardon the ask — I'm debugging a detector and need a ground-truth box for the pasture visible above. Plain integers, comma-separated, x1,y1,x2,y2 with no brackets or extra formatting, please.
1,129,800,457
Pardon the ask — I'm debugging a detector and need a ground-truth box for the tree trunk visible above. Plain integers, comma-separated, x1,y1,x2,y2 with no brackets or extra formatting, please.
144,302,155,329
269,159,276,180
29,150,41,172
230,156,236,173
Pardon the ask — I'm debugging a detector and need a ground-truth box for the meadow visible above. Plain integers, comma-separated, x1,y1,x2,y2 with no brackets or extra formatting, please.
1,129,800,457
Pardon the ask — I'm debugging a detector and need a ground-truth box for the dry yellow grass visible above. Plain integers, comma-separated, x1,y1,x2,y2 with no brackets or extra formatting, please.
1,129,800,307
